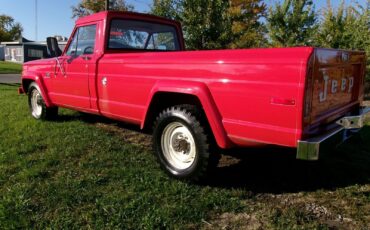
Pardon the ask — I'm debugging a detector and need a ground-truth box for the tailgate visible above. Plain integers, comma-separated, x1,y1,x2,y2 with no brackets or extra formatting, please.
304,48,366,136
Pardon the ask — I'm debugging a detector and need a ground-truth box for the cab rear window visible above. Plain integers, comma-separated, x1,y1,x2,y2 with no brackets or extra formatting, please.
108,19,180,51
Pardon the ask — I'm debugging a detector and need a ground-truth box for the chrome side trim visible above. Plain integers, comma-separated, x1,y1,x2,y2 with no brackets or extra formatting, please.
297,107,369,160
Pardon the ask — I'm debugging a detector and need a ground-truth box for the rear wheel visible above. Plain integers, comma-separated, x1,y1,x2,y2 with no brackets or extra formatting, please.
153,105,217,181
28,82,58,120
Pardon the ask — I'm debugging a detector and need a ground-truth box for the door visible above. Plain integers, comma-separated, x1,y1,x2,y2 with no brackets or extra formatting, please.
50,24,97,110
97,18,181,123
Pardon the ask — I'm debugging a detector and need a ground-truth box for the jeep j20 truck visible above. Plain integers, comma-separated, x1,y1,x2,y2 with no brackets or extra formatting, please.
20,11,369,181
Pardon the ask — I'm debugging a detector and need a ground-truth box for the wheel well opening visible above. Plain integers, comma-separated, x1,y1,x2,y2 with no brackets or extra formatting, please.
22,79,34,94
143,92,204,131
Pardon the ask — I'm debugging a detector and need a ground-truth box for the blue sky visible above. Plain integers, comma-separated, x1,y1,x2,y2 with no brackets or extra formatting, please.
0,0,367,41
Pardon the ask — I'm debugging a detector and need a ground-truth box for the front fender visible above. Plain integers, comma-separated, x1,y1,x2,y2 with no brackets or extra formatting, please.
22,74,53,107
142,80,232,149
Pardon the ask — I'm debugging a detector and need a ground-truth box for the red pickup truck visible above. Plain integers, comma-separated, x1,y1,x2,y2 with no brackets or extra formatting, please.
20,11,369,181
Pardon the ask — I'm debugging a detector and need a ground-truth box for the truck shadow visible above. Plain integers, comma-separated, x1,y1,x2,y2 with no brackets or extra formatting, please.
365,82,370,100
206,131,370,193
0,83,21,87
56,112,370,194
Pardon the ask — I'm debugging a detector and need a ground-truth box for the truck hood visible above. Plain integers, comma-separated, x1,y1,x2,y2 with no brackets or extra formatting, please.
23,57,55,67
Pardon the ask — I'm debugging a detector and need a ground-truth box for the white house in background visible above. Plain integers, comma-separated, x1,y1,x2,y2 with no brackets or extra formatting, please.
1,37,48,63
0,36,68,63
0,45,4,61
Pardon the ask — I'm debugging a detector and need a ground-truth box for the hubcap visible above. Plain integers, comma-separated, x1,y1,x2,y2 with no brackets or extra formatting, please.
31,89,42,117
161,122,196,170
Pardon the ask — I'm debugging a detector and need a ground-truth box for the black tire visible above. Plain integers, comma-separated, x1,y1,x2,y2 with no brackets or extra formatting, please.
152,104,217,181
28,82,58,120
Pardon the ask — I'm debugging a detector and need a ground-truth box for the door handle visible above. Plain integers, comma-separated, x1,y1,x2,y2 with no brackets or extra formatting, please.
82,56,91,61
102,77,107,86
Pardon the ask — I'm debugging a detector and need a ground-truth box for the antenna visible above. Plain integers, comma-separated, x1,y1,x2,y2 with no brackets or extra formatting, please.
35,0,38,41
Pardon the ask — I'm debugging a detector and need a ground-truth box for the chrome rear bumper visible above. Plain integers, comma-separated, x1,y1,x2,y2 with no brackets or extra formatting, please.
297,107,370,160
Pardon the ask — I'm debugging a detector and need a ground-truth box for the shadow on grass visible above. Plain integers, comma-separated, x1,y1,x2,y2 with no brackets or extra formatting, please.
55,112,370,194
55,112,144,132
365,82,370,100
0,83,21,87
206,135,370,193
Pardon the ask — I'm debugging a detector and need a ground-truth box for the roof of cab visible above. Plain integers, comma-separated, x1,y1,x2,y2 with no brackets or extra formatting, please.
76,11,181,27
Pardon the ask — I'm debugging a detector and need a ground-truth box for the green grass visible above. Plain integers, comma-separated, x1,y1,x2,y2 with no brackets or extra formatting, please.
0,84,369,229
0,61,22,74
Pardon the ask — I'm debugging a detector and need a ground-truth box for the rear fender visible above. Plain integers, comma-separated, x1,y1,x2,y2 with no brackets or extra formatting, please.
142,80,232,148
22,75,53,107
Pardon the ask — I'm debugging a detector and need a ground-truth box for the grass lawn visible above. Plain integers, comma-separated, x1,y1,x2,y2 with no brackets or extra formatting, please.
0,61,22,74
0,84,369,229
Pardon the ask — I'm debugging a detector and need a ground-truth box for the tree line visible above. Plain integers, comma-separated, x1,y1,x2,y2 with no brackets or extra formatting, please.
72,0,370,84
1,0,369,86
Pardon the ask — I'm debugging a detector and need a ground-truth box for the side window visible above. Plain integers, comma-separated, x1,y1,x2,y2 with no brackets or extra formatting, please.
66,24,97,56
66,31,78,56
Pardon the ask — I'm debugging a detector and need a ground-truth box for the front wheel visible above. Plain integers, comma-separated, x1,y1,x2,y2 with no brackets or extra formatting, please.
153,105,214,181
28,82,58,120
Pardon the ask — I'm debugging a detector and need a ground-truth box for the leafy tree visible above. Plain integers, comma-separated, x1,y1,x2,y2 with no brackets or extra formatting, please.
72,0,133,18
151,0,182,21
315,1,351,48
226,0,267,48
350,1,370,85
152,0,229,49
317,0,370,88
152,0,266,50
266,0,317,47
181,0,230,49
0,15,23,42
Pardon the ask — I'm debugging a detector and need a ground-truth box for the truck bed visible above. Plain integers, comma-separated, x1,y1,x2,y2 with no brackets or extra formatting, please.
98,47,366,148
99,47,314,147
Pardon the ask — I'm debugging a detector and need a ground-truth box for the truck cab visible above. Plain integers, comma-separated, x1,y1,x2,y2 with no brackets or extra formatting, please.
41,12,184,113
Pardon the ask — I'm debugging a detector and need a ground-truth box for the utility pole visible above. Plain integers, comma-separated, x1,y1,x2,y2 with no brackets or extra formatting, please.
105,0,110,11
35,0,38,41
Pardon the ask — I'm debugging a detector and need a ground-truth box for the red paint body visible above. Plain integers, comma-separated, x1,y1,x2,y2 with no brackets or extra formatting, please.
21,11,367,150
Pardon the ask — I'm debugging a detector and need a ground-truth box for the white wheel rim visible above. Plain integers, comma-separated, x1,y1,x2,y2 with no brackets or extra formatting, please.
161,122,196,170
31,89,42,117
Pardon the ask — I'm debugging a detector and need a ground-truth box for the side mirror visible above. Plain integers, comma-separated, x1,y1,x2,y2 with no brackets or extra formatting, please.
46,37,62,57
